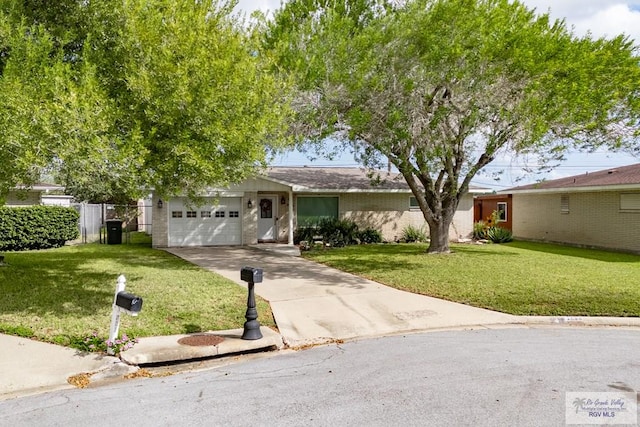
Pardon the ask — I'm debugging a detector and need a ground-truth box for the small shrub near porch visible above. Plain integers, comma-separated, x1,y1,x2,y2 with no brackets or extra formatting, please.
295,218,382,249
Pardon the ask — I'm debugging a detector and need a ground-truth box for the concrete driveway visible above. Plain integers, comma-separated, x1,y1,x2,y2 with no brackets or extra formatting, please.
165,246,518,347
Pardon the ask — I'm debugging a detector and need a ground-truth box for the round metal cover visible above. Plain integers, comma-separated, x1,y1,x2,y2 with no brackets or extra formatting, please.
178,334,225,347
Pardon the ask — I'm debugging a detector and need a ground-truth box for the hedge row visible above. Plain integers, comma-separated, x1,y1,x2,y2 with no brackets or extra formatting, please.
0,205,79,251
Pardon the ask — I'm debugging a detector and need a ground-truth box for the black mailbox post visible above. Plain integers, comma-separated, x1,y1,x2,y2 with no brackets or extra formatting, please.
240,266,263,340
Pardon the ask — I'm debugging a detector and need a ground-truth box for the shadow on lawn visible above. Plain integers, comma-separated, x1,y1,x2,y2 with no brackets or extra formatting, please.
505,241,640,263
0,242,196,318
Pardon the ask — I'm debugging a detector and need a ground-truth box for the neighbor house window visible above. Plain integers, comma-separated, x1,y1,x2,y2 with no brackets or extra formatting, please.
186,211,197,218
297,196,339,227
171,211,183,218
496,202,507,222
560,195,569,214
409,196,420,210
620,193,640,211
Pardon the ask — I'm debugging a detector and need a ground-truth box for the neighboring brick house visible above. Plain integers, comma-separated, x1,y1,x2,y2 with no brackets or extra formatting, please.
473,194,513,231
152,166,490,247
502,163,640,253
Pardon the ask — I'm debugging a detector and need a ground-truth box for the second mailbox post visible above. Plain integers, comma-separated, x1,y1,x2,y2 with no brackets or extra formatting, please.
240,266,263,340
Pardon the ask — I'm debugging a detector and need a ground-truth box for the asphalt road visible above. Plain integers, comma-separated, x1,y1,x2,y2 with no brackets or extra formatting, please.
1,327,638,426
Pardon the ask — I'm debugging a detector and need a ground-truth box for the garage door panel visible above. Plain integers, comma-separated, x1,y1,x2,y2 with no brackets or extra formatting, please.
168,197,242,247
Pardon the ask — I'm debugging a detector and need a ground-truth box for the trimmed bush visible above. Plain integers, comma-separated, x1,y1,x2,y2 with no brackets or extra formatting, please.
318,217,359,247
294,226,319,245
400,224,428,243
295,219,383,248
0,205,79,251
357,227,383,244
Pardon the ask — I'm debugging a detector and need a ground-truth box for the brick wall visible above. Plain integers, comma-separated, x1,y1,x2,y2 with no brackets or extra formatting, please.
340,192,474,242
243,192,258,245
152,196,168,247
513,191,640,253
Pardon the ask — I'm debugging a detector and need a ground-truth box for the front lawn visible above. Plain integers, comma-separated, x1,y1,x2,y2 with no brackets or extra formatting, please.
0,233,275,347
303,241,640,316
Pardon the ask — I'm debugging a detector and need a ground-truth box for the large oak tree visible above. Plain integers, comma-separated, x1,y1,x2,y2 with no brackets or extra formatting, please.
0,0,291,204
266,0,640,253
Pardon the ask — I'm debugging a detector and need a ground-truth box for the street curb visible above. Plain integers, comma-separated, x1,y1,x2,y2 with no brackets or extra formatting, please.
120,327,284,366
515,316,640,327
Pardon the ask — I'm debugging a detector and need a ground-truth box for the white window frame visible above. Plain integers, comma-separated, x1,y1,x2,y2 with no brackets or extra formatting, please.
620,193,640,212
496,202,507,222
560,194,569,214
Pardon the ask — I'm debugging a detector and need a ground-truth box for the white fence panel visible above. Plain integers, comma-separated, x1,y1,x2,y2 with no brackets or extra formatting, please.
73,203,103,243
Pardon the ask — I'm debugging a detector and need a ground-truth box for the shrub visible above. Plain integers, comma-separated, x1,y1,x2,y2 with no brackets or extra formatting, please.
473,220,487,240
0,205,79,251
357,227,383,244
318,217,360,247
400,224,428,243
486,226,513,243
294,226,318,245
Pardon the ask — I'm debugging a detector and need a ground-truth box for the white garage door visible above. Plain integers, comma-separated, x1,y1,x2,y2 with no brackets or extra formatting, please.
168,197,242,246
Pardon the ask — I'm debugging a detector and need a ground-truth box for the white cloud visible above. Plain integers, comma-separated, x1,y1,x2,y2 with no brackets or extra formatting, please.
522,1,640,43
234,0,280,13
237,1,640,44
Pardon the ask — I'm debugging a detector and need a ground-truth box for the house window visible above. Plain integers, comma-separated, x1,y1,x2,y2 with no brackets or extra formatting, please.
560,195,569,214
496,202,507,222
229,211,239,218
171,211,183,218
620,193,640,211
201,211,212,218
409,196,420,210
297,196,339,227
186,211,197,218
215,211,225,218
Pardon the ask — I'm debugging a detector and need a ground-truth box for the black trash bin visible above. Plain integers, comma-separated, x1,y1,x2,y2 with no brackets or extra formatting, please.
106,220,123,245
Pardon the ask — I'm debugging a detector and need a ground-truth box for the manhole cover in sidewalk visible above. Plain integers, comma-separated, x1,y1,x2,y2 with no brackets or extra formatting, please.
178,334,225,346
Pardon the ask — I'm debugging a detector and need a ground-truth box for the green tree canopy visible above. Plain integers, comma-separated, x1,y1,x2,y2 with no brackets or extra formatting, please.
0,0,292,204
267,0,640,253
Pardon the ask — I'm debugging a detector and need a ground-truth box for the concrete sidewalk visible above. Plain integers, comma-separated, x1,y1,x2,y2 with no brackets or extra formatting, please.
0,327,283,400
0,334,123,400
165,246,519,348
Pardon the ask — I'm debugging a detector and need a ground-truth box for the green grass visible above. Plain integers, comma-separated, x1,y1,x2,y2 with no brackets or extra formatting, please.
0,233,275,347
302,241,640,317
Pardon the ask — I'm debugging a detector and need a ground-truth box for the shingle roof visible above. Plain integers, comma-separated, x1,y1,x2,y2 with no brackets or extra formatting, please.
506,163,640,193
264,166,489,192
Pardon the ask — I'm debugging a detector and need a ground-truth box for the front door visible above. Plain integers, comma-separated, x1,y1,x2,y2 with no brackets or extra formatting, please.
257,197,277,241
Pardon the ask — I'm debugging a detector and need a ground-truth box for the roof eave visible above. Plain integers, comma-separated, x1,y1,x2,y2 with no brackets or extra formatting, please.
504,183,640,194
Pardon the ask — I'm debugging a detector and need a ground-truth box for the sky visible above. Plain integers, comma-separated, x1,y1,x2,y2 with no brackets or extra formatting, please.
236,0,640,189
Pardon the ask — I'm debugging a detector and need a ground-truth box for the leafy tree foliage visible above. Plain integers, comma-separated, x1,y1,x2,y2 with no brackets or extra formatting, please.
267,0,640,253
0,0,291,204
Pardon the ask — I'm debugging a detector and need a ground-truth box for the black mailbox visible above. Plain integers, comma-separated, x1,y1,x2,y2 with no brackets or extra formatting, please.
241,266,263,283
115,292,143,313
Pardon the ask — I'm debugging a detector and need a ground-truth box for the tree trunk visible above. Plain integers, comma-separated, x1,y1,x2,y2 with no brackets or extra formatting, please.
426,219,451,253
426,205,456,254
